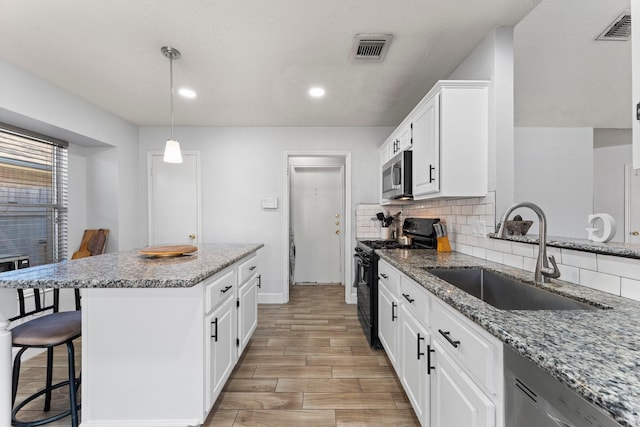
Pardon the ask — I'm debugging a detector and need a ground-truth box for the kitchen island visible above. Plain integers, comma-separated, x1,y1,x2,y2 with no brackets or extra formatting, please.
377,249,639,427
0,243,263,427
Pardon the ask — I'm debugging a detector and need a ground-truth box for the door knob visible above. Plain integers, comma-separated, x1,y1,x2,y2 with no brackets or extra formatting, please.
189,234,196,239
631,231,640,236
335,221,340,225
335,230,340,235
335,213,340,218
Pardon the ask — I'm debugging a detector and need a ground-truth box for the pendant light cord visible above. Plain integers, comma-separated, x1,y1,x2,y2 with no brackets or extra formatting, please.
170,53,174,141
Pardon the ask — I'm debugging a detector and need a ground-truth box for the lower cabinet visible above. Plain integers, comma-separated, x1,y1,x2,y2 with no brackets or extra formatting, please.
377,259,503,427
206,294,236,410
430,340,495,427
378,279,400,369
237,274,259,355
399,304,430,425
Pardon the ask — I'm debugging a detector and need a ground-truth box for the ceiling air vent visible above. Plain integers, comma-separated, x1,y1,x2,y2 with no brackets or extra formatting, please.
351,34,393,62
596,12,631,41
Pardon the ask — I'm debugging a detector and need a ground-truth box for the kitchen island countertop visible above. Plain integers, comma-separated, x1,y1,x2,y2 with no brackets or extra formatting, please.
0,243,264,289
376,249,640,427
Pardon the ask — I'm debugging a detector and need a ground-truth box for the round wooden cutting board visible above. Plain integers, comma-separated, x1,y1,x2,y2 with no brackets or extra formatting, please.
139,245,198,257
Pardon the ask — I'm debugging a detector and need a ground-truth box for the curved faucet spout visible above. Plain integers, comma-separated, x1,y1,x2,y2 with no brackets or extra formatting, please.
497,201,561,283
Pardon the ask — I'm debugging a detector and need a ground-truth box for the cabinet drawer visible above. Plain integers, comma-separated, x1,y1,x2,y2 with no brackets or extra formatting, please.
400,277,430,327
378,260,400,295
432,298,499,393
238,254,259,286
205,268,236,313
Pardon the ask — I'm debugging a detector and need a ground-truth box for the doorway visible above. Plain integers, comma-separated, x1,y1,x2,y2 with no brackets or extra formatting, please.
283,152,353,304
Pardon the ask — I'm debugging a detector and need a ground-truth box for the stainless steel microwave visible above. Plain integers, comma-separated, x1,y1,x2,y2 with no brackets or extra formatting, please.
381,150,412,200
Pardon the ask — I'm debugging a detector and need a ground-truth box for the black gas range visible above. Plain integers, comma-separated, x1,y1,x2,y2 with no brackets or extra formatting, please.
353,218,440,348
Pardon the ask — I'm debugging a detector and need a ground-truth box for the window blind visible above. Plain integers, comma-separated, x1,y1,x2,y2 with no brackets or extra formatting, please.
0,123,68,266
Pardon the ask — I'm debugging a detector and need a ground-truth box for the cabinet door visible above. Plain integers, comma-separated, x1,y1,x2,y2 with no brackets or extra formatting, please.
399,305,430,425
412,94,440,197
397,123,413,151
206,295,236,410
378,281,400,369
430,341,495,427
237,275,258,356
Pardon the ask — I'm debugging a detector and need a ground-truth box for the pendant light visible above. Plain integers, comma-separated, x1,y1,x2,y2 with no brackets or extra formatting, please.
161,46,183,163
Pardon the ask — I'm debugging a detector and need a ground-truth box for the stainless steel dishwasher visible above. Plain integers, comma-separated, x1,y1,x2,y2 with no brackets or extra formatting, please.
504,346,621,427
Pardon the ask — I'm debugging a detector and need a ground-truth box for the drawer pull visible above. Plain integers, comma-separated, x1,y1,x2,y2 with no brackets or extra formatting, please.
380,273,388,279
221,285,233,294
402,293,415,303
417,333,425,360
438,329,460,348
211,318,218,342
427,345,435,375
258,274,262,288
391,302,398,321
249,266,257,271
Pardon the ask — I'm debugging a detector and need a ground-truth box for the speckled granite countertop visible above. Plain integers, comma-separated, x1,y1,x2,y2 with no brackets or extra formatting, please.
488,233,640,259
0,244,263,288
376,249,639,427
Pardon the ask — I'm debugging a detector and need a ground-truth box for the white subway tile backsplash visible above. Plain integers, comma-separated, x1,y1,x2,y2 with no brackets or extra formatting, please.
512,242,535,258
502,253,524,269
472,247,487,260
621,278,640,302
492,240,512,254
486,250,503,264
597,255,640,281
558,264,580,284
522,257,536,273
579,269,621,295
561,249,597,270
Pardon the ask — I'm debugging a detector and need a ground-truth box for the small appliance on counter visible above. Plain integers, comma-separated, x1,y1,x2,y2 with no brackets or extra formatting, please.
0,254,29,273
353,217,440,348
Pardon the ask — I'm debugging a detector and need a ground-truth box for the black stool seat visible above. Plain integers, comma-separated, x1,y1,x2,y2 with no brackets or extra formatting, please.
12,311,81,347
12,309,81,427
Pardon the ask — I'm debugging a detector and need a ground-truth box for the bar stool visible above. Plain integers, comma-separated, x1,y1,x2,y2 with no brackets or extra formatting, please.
10,289,81,427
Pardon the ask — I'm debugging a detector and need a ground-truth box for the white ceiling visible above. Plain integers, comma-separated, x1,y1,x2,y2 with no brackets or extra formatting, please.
514,0,632,129
0,0,541,127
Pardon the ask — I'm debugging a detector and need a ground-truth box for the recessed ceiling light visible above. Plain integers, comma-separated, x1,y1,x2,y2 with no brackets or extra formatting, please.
309,87,325,98
179,88,197,99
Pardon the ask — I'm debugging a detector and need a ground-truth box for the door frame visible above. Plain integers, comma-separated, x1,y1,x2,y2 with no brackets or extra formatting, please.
624,164,638,243
282,151,354,304
147,151,202,246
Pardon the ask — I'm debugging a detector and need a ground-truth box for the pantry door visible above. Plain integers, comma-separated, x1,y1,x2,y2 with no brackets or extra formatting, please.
148,152,201,246
626,165,640,244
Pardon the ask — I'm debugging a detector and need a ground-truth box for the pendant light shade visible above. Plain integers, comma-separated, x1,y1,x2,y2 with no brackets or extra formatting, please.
163,139,183,163
161,46,183,164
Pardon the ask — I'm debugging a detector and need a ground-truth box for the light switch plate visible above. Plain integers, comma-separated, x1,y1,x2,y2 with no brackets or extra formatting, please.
261,196,278,209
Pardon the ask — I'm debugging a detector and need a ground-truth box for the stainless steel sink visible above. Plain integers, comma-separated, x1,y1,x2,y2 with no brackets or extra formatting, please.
425,268,597,310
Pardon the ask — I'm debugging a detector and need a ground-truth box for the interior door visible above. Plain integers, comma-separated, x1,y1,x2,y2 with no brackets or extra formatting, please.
292,166,342,284
148,153,200,246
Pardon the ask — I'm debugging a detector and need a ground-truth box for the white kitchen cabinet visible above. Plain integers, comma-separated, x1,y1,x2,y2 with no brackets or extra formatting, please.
399,304,430,425
377,259,503,427
378,278,400,369
412,81,488,199
237,253,259,356
238,275,258,355
206,292,236,410
430,340,495,427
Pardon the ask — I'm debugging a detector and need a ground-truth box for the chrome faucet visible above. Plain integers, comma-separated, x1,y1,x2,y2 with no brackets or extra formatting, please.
496,201,561,283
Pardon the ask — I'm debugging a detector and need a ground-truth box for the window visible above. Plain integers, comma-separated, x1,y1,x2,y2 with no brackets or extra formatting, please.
0,123,68,266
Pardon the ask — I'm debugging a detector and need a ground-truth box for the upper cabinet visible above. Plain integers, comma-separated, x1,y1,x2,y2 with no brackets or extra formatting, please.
380,80,489,203
412,81,489,200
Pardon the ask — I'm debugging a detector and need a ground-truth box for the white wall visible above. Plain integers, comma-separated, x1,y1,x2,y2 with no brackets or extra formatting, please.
514,127,593,238
448,26,515,219
68,144,88,253
0,57,139,252
138,126,390,302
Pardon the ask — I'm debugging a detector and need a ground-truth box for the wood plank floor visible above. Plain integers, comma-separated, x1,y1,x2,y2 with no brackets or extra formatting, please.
15,284,419,426
204,284,419,427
